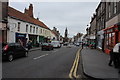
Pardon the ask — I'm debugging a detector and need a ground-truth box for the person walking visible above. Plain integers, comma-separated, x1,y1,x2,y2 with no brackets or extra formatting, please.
112,43,120,68
26,40,32,50
108,49,114,66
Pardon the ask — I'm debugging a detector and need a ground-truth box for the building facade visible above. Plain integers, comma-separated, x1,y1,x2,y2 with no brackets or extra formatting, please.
96,2,106,51
52,27,60,41
7,4,56,47
104,2,120,54
89,14,97,47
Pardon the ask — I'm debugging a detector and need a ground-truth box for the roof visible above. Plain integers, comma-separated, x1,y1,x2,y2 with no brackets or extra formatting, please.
51,30,57,36
8,6,50,30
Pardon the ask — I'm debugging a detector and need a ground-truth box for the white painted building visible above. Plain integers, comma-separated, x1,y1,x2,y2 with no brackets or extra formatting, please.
7,4,56,46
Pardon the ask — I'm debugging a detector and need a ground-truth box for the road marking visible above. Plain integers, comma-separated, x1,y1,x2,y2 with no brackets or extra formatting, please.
69,47,82,79
33,54,49,60
73,49,80,78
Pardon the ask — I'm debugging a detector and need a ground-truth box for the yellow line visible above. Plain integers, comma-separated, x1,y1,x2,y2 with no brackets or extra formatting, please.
73,49,80,78
69,52,78,79
69,47,82,79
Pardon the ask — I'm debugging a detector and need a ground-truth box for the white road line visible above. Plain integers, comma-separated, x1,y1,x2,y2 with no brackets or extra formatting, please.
33,54,49,60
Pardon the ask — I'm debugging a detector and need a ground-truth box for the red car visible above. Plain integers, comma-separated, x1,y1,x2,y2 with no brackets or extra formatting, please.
41,43,54,51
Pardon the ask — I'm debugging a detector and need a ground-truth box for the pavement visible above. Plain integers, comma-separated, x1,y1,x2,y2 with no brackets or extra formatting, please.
81,47,120,79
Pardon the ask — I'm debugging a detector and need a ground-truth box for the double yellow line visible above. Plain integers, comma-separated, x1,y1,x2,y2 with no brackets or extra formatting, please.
69,47,82,79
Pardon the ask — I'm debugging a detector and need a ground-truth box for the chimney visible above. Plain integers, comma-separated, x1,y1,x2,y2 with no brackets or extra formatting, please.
37,18,39,20
24,8,27,14
28,4,33,17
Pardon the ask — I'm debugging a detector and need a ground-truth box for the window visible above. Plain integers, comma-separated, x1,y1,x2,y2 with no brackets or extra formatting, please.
105,31,115,49
30,26,32,33
33,27,35,33
26,25,28,32
41,29,42,33
36,27,38,34
108,3,111,18
114,2,117,14
18,22,20,31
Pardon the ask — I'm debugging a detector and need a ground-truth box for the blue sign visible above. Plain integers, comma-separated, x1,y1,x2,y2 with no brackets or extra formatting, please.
16,33,26,38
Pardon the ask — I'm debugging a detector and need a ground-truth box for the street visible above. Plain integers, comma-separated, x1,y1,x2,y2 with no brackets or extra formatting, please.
2,46,80,78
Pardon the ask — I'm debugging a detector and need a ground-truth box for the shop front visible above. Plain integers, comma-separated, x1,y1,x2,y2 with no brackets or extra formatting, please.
29,34,38,47
39,36,44,43
96,30,104,50
16,33,27,47
104,24,120,54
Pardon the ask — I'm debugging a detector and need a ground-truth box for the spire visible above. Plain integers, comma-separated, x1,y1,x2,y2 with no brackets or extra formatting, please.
65,27,68,38
64,27,68,42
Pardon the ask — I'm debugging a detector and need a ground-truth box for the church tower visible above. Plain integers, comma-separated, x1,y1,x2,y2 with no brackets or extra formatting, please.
64,27,68,42
65,27,68,38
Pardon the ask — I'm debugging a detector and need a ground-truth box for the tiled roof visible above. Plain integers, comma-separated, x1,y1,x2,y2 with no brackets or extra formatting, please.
8,6,50,30
51,30,57,36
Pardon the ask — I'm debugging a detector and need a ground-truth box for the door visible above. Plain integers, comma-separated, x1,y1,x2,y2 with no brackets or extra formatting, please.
15,44,23,56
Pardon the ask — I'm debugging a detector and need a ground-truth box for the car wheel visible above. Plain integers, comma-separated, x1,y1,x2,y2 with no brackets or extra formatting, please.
24,52,28,57
8,54,13,62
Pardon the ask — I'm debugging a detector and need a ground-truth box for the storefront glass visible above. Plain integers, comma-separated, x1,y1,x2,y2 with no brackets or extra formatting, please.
105,32,115,50
16,33,27,47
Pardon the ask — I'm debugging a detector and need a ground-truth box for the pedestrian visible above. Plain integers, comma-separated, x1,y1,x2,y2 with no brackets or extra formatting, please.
82,42,84,49
112,43,120,69
26,40,32,50
108,49,114,66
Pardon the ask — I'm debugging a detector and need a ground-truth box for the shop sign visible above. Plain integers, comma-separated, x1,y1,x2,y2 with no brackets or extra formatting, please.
16,33,26,38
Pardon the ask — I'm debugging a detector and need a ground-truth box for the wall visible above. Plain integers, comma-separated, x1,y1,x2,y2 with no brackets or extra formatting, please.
7,17,51,43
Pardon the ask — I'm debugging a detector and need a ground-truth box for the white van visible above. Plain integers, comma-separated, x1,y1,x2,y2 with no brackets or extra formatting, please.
51,41,61,48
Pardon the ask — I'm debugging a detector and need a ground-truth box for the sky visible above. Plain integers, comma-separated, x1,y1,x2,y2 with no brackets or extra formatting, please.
9,1,99,37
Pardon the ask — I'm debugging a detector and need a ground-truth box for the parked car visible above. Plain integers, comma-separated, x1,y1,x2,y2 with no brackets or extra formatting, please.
75,43,80,46
51,41,61,48
41,43,54,51
2,43,28,62
63,42,68,46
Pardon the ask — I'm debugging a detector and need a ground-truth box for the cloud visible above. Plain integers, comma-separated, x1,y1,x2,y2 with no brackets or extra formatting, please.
9,2,99,37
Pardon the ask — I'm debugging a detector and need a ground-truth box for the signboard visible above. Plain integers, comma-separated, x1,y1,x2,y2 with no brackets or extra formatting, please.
16,33,26,38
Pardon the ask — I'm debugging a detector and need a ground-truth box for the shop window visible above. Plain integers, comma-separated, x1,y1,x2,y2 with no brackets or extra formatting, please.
105,32,115,49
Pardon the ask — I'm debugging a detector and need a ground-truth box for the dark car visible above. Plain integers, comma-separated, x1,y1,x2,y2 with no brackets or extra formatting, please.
41,43,53,51
2,43,28,62
63,42,68,46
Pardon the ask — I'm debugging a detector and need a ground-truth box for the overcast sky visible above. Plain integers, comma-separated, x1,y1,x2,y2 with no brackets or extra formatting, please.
9,2,99,37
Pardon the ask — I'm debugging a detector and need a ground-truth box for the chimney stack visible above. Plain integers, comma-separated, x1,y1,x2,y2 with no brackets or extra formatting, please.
24,4,34,18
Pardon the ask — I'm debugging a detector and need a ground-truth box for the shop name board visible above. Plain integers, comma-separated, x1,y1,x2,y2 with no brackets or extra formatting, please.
16,33,26,38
